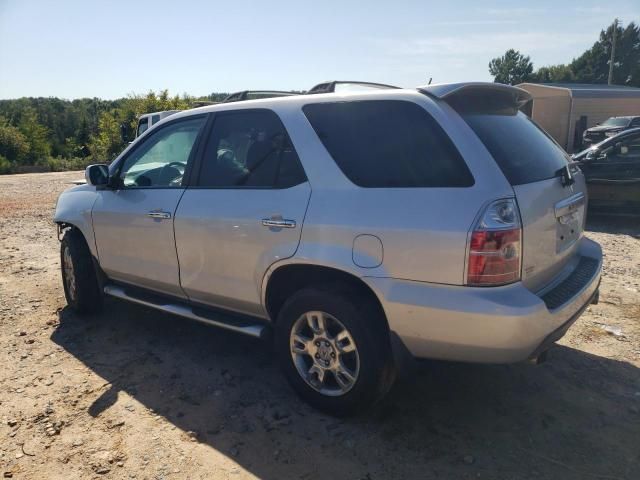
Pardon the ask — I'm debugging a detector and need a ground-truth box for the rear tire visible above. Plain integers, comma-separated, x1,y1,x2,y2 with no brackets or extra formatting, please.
275,286,395,416
60,228,103,314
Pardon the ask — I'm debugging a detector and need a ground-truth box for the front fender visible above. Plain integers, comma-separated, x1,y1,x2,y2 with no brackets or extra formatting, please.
53,184,99,258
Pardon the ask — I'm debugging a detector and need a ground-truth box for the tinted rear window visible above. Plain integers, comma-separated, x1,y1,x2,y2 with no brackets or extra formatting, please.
303,100,474,188
462,111,569,185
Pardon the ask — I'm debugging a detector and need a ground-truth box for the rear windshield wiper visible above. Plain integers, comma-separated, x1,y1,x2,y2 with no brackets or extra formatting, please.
555,164,575,187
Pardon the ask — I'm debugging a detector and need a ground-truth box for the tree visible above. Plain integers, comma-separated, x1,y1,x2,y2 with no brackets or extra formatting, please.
533,64,576,83
570,21,640,86
17,107,51,164
527,21,640,87
0,117,30,162
488,49,534,85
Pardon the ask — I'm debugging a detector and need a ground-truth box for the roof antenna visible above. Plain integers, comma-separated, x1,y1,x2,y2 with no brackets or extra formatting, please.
427,77,432,85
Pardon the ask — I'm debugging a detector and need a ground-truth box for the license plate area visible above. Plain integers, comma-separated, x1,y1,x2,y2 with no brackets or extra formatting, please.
555,193,585,253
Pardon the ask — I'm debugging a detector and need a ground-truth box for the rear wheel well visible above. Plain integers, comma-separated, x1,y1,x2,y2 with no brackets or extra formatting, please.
265,264,388,330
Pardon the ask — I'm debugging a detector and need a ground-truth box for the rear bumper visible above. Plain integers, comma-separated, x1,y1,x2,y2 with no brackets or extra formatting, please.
365,237,602,363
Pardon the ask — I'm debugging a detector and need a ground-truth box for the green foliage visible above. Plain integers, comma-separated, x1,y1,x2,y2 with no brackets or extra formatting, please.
0,116,30,162
488,49,534,85
492,21,640,87
0,154,12,174
90,90,195,162
17,106,52,163
534,64,576,83
568,21,640,86
46,156,93,172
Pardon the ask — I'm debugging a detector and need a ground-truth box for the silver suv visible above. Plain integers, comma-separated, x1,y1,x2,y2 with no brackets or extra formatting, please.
54,82,602,415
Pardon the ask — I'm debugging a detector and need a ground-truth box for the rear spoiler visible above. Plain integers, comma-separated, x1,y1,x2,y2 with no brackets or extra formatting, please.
418,82,533,116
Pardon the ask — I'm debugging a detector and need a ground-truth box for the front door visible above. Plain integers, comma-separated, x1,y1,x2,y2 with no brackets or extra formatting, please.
92,115,207,297
174,109,311,317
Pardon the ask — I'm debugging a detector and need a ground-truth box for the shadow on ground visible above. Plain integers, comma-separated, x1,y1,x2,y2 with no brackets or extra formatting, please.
52,300,640,480
586,212,640,236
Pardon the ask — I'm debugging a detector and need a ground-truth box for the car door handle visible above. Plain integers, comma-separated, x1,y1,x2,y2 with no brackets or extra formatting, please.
147,211,172,219
262,218,296,228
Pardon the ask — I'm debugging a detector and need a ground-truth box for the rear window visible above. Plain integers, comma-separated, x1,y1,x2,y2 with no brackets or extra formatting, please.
461,111,569,185
302,100,474,188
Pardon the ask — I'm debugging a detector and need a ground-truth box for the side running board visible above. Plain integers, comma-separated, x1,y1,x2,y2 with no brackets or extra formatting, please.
103,284,267,339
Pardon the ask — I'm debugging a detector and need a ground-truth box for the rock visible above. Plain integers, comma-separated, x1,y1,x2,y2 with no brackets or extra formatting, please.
463,455,475,465
3,471,13,478
72,439,84,447
94,466,110,474
25,338,35,344
600,325,625,338
7,419,18,427
18,331,27,336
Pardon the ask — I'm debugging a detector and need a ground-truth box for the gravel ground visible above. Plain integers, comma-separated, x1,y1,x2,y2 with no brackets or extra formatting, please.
1,171,639,480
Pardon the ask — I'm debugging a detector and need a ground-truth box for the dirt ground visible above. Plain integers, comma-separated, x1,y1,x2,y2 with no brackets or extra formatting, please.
0,171,639,480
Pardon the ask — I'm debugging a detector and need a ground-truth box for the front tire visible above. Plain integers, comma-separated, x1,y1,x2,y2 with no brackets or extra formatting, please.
60,228,103,314
275,287,395,416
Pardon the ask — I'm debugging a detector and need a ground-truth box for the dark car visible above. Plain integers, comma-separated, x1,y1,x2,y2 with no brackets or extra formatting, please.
573,128,640,214
582,116,640,148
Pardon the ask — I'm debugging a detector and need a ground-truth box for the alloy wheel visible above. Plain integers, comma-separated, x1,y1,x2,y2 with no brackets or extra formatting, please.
289,311,360,396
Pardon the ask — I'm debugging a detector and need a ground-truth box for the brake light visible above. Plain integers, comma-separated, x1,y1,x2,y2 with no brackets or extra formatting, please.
467,198,522,286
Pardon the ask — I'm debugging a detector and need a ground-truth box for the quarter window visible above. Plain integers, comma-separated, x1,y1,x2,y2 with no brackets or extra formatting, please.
302,100,474,188
197,109,306,188
118,116,206,188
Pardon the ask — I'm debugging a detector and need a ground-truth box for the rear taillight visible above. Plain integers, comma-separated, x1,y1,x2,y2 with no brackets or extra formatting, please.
467,198,522,286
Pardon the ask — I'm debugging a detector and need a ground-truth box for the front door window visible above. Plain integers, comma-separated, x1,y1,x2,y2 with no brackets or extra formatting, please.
119,117,206,188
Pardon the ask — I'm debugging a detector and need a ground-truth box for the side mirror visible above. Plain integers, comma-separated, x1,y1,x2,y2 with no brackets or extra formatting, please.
85,164,109,186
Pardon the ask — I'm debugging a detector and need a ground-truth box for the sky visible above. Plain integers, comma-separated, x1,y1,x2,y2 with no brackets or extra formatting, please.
0,0,637,100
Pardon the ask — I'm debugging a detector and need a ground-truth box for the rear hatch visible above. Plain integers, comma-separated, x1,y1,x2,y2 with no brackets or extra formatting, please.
423,84,587,292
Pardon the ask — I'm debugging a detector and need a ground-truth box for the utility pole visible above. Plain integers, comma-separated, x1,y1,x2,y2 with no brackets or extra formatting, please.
608,18,618,85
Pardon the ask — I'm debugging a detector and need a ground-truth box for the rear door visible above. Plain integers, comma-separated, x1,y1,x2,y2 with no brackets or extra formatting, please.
174,109,310,317
460,109,587,292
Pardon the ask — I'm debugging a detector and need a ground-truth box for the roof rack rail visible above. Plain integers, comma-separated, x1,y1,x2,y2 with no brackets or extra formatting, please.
307,81,400,94
222,90,301,103
191,100,219,108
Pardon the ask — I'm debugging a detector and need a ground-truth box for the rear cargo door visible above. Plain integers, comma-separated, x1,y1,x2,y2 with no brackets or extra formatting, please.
461,109,586,292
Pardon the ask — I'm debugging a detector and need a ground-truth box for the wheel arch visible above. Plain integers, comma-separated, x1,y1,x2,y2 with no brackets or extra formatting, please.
263,262,389,332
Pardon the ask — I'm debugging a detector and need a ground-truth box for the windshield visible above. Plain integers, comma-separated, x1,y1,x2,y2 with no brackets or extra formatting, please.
601,117,630,127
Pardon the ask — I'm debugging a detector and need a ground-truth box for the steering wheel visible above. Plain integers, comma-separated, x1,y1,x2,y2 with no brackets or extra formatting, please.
159,161,187,186
166,161,186,171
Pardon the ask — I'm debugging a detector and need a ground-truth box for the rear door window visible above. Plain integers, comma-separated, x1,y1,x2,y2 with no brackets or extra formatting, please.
302,100,474,188
461,110,569,185
197,109,306,188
